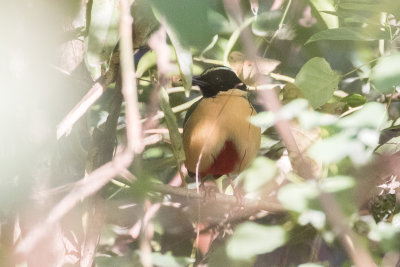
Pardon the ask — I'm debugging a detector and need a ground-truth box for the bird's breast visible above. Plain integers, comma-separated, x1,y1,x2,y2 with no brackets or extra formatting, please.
183,89,261,178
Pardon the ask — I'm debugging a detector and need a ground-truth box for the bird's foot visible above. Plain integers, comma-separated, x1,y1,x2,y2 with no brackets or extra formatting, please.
229,180,245,209
200,180,218,202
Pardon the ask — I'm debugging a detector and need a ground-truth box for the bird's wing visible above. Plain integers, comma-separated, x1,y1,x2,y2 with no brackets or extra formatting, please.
183,97,203,128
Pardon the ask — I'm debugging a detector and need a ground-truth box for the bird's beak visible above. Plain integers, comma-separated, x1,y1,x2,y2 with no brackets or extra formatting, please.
192,76,208,87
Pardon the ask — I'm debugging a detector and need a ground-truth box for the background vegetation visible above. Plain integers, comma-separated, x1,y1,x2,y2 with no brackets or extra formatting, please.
2,0,400,266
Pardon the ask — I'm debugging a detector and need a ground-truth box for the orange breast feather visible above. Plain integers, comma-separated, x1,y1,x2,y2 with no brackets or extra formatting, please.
183,89,261,178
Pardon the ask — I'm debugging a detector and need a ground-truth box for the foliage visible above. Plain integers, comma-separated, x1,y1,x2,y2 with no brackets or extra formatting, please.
2,0,400,266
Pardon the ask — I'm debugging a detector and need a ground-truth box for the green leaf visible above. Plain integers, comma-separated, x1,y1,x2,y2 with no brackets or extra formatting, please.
96,255,138,267
320,176,355,192
376,136,400,154
150,0,229,94
209,246,253,267
278,181,319,212
249,111,275,130
279,99,309,120
159,88,185,163
149,0,216,49
392,213,400,228
308,132,366,164
298,210,326,230
294,58,340,109
339,3,382,12
338,102,387,129
321,10,378,25
371,54,400,94
306,27,389,44
341,94,366,107
170,34,193,95
224,16,256,64
358,128,380,147
298,110,337,130
142,147,163,160
249,99,308,131
298,264,326,267
151,252,193,267
136,50,157,78
308,0,338,29
226,222,286,260
238,157,277,194
84,0,120,79
368,222,400,251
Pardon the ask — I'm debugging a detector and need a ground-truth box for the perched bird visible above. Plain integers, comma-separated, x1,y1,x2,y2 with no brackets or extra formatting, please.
183,66,261,179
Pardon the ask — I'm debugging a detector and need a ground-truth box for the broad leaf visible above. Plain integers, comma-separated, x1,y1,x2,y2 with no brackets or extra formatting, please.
151,252,193,267
295,57,340,109
338,102,387,129
320,176,355,193
308,0,338,29
84,0,120,79
239,157,277,193
306,27,389,44
371,54,400,94
341,94,366,107
226,222,286,260
149,0,217,49
278,181,319,212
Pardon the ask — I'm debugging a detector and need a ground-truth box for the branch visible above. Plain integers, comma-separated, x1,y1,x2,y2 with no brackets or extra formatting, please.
56,55,119,139
119,0,143,154
151,183,285,213
80,73,124,267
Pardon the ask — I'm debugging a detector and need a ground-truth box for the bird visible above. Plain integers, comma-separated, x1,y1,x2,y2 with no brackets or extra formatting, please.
182,66,261,180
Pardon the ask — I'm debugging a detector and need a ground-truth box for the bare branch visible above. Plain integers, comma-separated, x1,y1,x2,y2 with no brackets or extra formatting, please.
56,57,119,139
119,0,143,154
151,183,285,213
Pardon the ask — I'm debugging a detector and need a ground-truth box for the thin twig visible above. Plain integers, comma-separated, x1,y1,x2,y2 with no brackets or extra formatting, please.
143,95,202,123
270,72,295,83
56,62,118,139
120,1,151,266
341,57,380,78
263,0,292,57
119,0,143,154
81,74,124,267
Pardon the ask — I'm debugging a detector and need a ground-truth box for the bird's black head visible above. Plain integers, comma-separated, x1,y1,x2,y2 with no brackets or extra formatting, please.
192,66,247,98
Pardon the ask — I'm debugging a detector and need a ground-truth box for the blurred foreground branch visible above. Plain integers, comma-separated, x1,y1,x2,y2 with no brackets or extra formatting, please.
17,0,144,260
15,150,133,258
56,54,119,139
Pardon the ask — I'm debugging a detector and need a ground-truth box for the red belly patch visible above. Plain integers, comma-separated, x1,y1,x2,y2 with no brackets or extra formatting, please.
201,140,239,178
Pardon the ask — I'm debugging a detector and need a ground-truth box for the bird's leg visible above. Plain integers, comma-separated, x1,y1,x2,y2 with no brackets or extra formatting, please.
227,175,245,208
200,177,218,202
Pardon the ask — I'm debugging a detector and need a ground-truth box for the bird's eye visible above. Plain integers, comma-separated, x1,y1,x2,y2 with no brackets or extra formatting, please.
214,76,221,83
